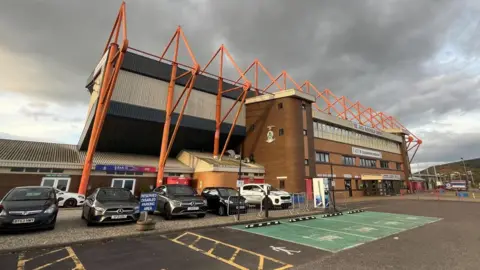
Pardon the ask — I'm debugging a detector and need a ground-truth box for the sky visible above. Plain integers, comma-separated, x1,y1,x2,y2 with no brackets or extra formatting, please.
1,0,480,172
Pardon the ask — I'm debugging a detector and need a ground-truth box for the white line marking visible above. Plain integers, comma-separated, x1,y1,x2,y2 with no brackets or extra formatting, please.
318,217,403,230
347,214,441,227
229,227,335,253
284,222,377,240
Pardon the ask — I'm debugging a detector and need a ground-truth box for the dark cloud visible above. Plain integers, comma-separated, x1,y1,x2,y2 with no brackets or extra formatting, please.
1,0,479,162
414,131,480,163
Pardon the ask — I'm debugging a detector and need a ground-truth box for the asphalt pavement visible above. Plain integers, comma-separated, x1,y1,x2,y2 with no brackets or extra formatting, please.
2,199,480,270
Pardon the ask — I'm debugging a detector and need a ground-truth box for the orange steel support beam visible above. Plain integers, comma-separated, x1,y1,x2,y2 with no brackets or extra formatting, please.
234,60,282,94
78,3,128,195
156,26,200,187
200,45,251,159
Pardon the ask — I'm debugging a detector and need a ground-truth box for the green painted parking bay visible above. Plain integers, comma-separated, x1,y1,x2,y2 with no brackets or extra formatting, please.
230,211,441,253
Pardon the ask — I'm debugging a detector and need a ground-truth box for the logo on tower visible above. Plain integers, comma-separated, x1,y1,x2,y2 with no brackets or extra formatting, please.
266,125,275,143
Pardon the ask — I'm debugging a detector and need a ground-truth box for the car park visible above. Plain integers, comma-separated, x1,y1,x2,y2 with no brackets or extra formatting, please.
240,183,292,209
153,184,207,220
82,187,140,226
201,187,248,216
55,188,85,207
0,186,58,231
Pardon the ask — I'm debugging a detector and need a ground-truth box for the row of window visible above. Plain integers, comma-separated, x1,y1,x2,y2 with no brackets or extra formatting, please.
313,121,401,154
311,152,402,170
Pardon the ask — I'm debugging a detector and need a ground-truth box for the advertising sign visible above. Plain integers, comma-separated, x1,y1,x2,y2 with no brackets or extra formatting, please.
352,147,383,159
313,178,329,208
139,192,158,212
94,164,157,172
352,123,383,136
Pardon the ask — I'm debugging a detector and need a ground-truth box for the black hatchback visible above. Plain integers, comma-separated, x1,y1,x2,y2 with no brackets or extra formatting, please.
0,186,58,231
201,187,248,216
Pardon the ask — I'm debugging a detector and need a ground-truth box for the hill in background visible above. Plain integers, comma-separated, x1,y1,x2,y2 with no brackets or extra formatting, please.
418,158,479,186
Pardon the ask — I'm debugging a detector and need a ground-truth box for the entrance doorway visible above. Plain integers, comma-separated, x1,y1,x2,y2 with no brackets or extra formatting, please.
111,178,136,194
41,177,71,192
344,179,352,197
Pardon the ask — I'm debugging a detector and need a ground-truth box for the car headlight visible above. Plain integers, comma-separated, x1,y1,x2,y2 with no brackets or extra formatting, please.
170,200,182,207
0,209,6,217
203,199,208,205
44,205,57,214
78,195,85,199
94,206,105,213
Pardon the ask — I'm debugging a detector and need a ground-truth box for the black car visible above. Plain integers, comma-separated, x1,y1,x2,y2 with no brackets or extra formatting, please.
82,187,140,225
153,184,208,220
202,187,248,216
0,186,58,231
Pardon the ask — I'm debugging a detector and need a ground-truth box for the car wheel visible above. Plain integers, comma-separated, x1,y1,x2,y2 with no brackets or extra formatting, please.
197,213,206,218
47,215,57,230
164,204,173,220
64,199,77,208
218,205,226,216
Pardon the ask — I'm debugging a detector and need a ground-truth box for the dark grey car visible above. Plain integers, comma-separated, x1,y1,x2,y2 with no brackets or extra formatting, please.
82,187,140,225
153,184,208,220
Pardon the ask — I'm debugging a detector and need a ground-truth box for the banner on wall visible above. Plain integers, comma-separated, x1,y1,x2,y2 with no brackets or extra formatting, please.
312,178,329,208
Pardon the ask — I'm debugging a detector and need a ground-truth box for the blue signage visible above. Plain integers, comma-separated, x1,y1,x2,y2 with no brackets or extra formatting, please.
94,164,156,172
139,192,158,212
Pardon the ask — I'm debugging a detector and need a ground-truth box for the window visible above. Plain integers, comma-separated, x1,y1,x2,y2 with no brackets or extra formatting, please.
25,168,38,173
41,177,71,192
10,167,24,172
279,179,285,189
343,156,355,166
111,178,136,194
360,158,376,168
279,128,284,136
396,163,402,170
52,169,64,173
304,159,309,165
380,161,389,169
303,129,307,135
315,152,330,163
301,103,306,110
39,168,52,173
278,103,283,109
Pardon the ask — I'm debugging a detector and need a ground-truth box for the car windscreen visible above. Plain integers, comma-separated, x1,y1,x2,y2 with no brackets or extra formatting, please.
96,189,134,201
260,185,279,191
168,185,196,196
218,188,239,197
4,188,52,201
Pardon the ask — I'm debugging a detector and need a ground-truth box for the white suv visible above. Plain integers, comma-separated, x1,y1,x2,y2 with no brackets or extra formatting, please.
240,184,292,209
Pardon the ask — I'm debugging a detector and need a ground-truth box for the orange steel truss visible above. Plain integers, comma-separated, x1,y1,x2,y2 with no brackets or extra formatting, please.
78,3,128,195
78,2,422,193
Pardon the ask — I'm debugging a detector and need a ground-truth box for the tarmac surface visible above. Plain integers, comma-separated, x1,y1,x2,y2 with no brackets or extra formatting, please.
2,199,479,270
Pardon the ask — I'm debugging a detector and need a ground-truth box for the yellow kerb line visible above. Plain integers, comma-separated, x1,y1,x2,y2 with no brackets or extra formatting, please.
16,246,85,270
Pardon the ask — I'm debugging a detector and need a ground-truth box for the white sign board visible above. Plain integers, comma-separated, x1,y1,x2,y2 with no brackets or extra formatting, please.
313,178,326,208
382,174,401,180
352,123,383,136
236,180,244,187
352,147,383,159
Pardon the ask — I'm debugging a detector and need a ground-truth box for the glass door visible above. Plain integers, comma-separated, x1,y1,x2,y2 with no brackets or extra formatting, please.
41,177,71,192
111,178,136,194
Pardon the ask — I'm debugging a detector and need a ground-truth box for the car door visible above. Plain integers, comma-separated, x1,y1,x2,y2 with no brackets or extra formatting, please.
241,185,257,204
207,189,221,210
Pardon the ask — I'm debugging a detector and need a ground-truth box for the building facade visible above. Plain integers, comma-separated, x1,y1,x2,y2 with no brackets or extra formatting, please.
243,89,410,197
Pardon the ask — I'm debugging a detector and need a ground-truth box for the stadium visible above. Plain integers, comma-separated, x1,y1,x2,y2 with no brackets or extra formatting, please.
0,3,422,198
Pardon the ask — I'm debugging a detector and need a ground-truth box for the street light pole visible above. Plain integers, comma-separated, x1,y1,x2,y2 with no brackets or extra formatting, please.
329,161,337,213
460,157,469,191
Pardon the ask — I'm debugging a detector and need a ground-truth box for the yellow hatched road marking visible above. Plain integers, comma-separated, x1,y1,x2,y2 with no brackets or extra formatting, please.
171,231,293,270
17,246,85,270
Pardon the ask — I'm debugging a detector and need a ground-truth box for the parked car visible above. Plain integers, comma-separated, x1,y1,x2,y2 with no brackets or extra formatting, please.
55,188,85,208
0,186,58,231
240,183,292,209
201,187,248,216
153,184,207,220
82,187,140,226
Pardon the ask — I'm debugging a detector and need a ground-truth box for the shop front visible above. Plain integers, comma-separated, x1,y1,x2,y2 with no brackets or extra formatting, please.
361,174,402,196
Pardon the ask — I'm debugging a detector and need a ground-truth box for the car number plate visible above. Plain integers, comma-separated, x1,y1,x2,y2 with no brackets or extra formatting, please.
12,218,35,224
187,206,199,211
236,206,245,209
111,215,127,219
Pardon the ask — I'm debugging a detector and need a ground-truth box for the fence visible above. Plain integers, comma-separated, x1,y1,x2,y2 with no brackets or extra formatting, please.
227,194,265,221
401,188,479,201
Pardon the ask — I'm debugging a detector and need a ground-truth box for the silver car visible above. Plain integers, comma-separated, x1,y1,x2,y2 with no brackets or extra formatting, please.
82,187,140,226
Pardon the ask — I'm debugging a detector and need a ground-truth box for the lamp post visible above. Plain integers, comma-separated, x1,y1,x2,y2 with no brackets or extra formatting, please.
460,157,469,191
329,161,337,213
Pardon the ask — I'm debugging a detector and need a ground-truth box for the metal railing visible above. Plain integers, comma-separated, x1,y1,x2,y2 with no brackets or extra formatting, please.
227,194,264,221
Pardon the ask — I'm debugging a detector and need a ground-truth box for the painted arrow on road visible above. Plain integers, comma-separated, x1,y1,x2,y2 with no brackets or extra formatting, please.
270,246,301,255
